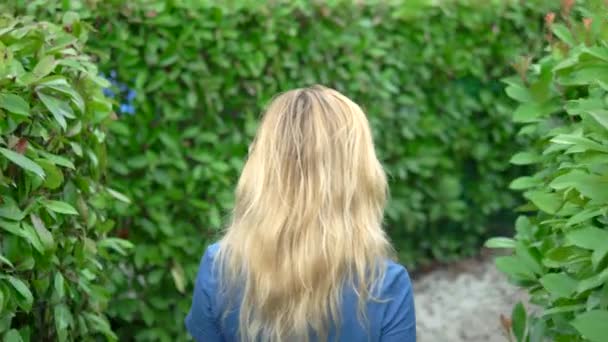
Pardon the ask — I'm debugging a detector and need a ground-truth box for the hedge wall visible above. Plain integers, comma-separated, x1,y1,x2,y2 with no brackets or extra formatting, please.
6,0,556,340
487,1,608,341
0,13,130,341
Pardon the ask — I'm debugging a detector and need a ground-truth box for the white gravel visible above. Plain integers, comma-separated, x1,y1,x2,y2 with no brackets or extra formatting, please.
412,253,530,342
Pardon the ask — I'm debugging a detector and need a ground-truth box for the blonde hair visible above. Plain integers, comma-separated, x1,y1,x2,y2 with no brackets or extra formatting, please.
216,85,393,341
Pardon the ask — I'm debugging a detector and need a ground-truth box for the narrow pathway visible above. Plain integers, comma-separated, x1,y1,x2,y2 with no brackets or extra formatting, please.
412,253,529,342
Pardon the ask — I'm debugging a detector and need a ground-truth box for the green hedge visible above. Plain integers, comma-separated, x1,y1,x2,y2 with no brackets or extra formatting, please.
487,1,608,341
6,0,556,340
0,13,130,341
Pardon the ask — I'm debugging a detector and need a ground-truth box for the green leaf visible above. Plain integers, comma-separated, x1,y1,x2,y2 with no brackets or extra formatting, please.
70,142,82,157
591,246,608,270
578,268,608,293
548,170,581,191
46,33,78,54
37,91,74,130
550,170,608,202
513,101,560,123
98,238,133,256
543,304,586,316
0,201,25,222
41,200,78,215
506,84,533,103
0,253,14,268
30,214,54,251
566,227,608,251
0,18,17,36
515,215,533,238
62,11,80,26
510,151,540,165
581,46,608,63
6,276,33,311
0,147,45,179
0,93,29,116
3,329,23,342
566,208,602,226
551,134,608,153
20,223,44,253
565,96,604,115
511,302,527,342
37,159,64,189
524,190,561,214
36,76,85,113
529,64,553,102
84,313,117,340
496,255,536,280
515,241,543,275
54,303,72,340
571,310,608,342
528,317,546,342
0,219,22,236
543,246,589,268
600,283,608,308
586,109,608,130
552,23,576,47
106,187,132,204
32,55,57,80
54,273,65,300
171,263,186,293
0,308,15,331
539,273,578,298
510,176,541,190
560,66,608,86
38,151,75,169
485,237,516,249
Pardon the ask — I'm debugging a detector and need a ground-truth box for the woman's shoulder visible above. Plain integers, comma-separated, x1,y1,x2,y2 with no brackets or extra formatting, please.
373,260,416,340
378,259,413,296
195,243,221,286
205,242,221,259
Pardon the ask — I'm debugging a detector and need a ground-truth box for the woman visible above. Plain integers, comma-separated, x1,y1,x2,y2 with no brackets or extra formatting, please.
185,85,416,341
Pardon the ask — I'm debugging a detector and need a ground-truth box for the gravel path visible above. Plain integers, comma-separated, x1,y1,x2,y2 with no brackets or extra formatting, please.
412,253,529,342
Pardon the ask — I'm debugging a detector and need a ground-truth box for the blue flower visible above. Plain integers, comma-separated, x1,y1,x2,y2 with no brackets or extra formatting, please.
103,88,115,98
120,103,135,115
127,89,137,101
100,70,136,115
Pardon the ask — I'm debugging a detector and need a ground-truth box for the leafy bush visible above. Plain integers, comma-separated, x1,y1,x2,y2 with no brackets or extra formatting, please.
0,13,130,341
487,1,608,340
7,0,555,340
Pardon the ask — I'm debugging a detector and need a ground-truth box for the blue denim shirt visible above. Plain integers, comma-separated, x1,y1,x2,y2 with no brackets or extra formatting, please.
185,243,416,341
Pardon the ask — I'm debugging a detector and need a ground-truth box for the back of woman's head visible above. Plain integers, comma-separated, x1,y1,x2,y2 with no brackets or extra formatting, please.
217,85,393,341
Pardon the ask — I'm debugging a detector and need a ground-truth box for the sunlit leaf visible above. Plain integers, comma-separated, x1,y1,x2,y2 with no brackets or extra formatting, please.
539,273,578,298
485,237,516,249
6,276,33,311
171,263,186,294
41,200,78,215
0,147,45,179
0,93,29,116
571,310,608,342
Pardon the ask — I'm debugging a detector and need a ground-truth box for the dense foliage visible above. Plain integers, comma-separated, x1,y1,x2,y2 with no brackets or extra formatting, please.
0,13,130,341
487,1,608,341
5,0,557,340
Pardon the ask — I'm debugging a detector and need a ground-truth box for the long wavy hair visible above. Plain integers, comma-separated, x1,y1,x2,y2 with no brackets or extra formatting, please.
216,85,393,341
